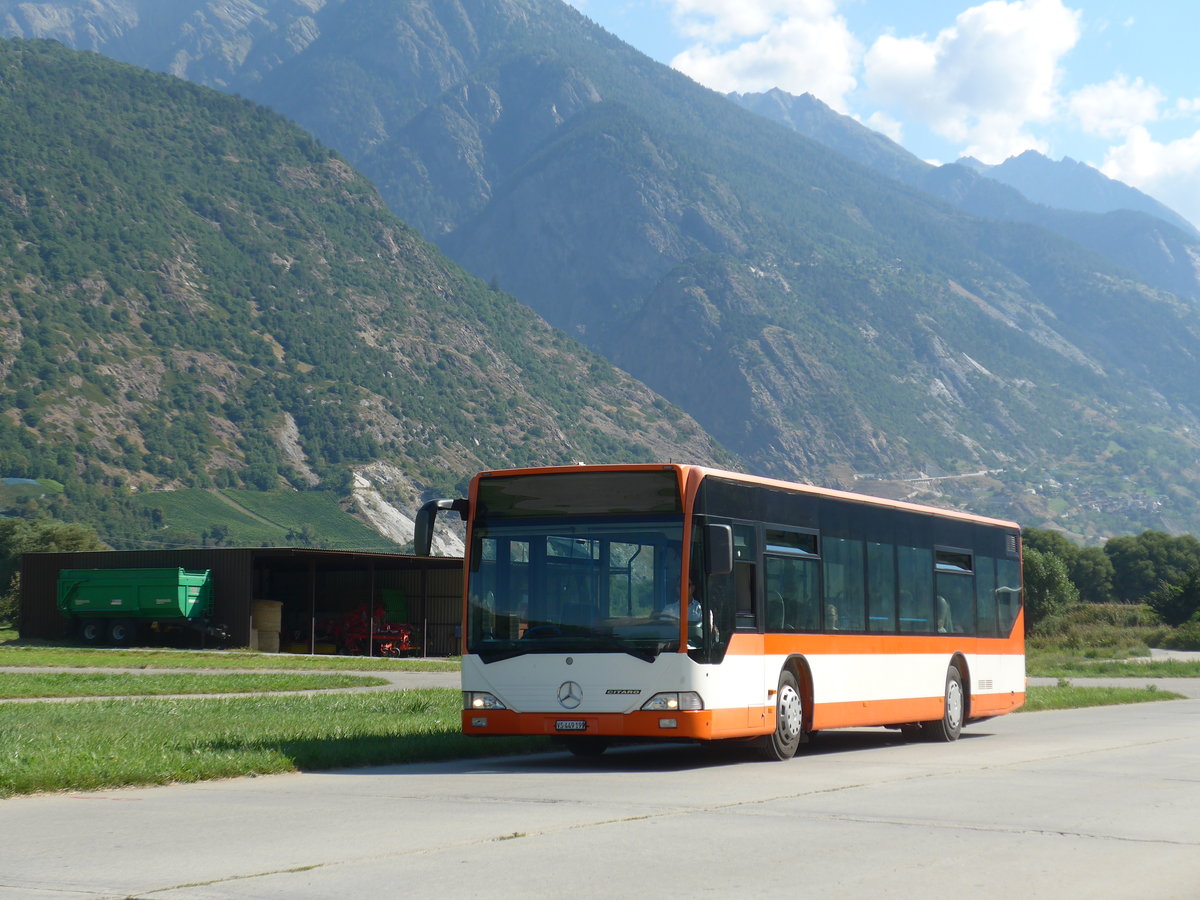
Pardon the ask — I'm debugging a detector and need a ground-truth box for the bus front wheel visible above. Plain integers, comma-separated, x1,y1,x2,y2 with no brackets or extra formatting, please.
759,670,804,761
924,664,964,742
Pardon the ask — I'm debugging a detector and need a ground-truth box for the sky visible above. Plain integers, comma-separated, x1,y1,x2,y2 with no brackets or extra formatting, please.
566,0,1200,230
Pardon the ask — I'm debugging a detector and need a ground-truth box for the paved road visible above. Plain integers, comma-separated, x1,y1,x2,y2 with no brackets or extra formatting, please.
2,698,1198,899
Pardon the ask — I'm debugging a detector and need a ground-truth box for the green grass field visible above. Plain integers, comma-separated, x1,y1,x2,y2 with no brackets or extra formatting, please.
0,671,387,699
1027,653,1200,678
0,689,547,797
1020,682,1181,711
133,488,401,550
0,644,459,671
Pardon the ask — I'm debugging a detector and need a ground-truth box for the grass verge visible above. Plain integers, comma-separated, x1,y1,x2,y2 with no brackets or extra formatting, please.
0,672,387,699
0,645,459,672
1027,653,1200,678
1019,682,1181,711
1,689,548,798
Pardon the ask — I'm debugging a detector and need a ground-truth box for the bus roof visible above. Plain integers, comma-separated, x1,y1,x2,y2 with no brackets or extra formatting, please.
473,464,1021,531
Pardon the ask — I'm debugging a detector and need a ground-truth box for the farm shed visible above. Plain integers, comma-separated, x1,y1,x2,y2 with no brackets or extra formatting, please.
20,548,463,657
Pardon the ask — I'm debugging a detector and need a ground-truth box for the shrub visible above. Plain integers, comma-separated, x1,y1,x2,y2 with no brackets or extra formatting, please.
1159,613,1200,651
1030,602,1162,655
1023,547,1079,630
0,573,18,628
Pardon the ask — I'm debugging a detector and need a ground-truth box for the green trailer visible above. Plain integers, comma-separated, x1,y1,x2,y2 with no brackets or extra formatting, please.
56,568,219,645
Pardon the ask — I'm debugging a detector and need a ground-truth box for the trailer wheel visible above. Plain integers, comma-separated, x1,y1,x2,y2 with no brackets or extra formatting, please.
79,619,105,644
107,619,137,646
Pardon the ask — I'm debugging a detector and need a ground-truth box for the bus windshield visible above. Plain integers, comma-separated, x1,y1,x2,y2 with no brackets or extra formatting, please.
467,516,685,662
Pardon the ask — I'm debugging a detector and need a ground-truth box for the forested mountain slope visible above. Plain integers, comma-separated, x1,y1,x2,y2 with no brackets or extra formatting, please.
6,1,1200,538
0,38,728,546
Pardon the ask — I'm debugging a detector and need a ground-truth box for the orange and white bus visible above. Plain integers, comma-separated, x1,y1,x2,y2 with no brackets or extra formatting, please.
416,464,1024,759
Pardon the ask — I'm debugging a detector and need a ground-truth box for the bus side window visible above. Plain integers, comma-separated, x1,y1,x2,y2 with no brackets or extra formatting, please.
996,558,1022,636
733,524,758,629
867,539,897,631
765,555,819,632
935,548,975,635
736,562,756,628
976,554,998,637
823,536,864,631
898,544,933,632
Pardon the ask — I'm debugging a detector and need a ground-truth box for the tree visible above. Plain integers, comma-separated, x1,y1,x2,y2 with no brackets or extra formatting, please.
1023,528,1078,562
1071,545,1115,604
1147,568,1200,626
286,523,317,546
0,573,19,626
1105,531,1200,604
1023,547,1079,631
0,518,109,626
1023,527,1114,604
203,524,230,547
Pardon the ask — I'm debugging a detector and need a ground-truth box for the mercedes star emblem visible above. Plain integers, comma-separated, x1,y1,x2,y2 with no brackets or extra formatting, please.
557,680,583,709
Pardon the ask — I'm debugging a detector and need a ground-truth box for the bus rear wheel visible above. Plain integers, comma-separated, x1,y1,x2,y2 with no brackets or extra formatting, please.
758,670,804,761
924,664,964,742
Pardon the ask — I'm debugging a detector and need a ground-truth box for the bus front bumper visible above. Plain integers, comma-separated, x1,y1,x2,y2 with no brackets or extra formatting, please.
461,708,769,741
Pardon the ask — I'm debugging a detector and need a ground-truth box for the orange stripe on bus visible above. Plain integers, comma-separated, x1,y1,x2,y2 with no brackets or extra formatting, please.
722,631,1024,656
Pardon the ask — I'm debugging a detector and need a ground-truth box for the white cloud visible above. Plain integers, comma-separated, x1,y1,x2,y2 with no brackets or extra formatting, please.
668,0,839,42
1100,126,1200,230
862,0,1080,163
864,110,904,144
663,1,860,110
1069,75,1163,139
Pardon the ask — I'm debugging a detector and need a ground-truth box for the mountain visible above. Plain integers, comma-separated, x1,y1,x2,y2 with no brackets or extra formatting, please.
7,2,1200,539
729,90,1200,303
958,151,1200,239
0,37,728,548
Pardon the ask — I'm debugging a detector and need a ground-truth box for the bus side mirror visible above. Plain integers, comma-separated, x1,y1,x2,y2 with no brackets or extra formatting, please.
414,498,469,556
704,524,733,576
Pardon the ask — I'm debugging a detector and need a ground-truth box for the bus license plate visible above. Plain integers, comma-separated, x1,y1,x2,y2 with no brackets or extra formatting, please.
555,720,588,732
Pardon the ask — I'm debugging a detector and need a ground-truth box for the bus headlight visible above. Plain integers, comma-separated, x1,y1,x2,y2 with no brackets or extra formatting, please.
641,692,703,711
463,691,507,710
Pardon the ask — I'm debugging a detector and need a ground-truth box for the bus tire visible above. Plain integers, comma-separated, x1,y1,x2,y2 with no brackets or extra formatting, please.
758,669,804,761
924,664,964,742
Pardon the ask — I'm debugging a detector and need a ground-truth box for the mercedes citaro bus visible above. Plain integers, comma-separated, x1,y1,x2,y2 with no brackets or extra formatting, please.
416,464,1024,759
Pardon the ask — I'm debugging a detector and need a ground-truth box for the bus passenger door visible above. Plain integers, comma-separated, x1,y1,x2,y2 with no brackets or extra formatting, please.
699,522,762,731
